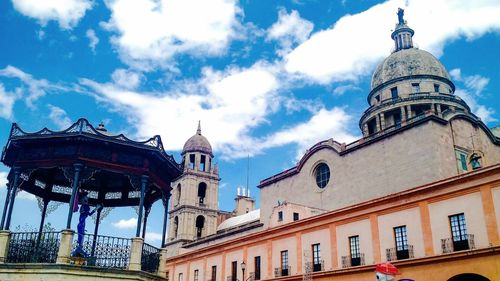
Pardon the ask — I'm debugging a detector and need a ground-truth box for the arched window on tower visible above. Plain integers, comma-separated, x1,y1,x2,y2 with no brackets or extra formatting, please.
195,215,205,239
176,184,181,205
198,182,207,205
189,154,195,170
200,155,206,171
173,216,179,239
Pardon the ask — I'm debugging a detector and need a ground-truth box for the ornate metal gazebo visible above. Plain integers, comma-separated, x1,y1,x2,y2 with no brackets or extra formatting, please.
0,118,182,274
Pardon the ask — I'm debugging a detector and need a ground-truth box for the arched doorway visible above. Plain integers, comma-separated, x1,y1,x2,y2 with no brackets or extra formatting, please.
448,273,490,281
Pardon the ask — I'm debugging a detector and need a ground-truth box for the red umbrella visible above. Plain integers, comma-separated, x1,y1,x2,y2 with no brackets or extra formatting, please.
376,262,399,276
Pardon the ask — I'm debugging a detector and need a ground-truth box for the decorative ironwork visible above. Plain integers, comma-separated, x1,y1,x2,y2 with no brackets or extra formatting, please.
6,231,60,263
91,207,113,224
306,260,324,272
71,233,131,269
53,185,72,195
341,253,365,268
441,234,475,253
128,191,141,198
105,192,122,200
36,197,63,215
141,242,160,273
274,266,291,277
386,245,414,261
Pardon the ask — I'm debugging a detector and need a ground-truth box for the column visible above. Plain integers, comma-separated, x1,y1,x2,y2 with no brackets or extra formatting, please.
419,201,434,256
379,113,386,130
295,232,302,274
406,105,412,119
362,123,369,137
157,248,169,277
128,237,144,271
480,186,499,245
56,229,75,264
400,106,406,122
142,205,151,239
329,224,338,269
66,163,83,229
161,195,169,247
436,104,442,116
136,175,148,237
4,167,21,230
370,214,381,263
0,230,11,263
0,173,13,229
375,115,381,132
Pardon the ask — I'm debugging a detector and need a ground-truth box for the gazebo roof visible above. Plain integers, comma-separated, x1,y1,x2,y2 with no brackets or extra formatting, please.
1,118,182,207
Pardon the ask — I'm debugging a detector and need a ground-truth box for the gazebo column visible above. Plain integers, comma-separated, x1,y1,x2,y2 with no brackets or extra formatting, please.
136,175,148,237
0,176,13,230
66,163,83,229
38,199,49,234
161,195,169,247
91,206,102,257
141,205,151,239
4,167,21,230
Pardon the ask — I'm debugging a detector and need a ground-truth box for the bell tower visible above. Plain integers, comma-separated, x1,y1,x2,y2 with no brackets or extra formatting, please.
166,122,220,255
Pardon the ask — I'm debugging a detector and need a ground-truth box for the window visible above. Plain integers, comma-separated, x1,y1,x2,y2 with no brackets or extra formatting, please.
411,83,420,93
434,83,440,93
312,244,322,272
194,270,199,281
280,250,289,276
189,154,195,169
293,212,299,221
349,236,361,266
391,87,398,99
470,153,482,170
254,256,261,280
178,273,183,281
211,266,217,281
375,95,380,103
278,211,283,222
314,163,330,189
231,261,237,281
449,213,469,251
173,216,179,239
456,150,468,172
198,182,207,204
394,226,409,260
200,155,206,171
196,216,205,238
176,184,181,205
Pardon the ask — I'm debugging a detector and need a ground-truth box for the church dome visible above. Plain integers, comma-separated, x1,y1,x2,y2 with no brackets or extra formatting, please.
371,48,451,90
182,122,213,156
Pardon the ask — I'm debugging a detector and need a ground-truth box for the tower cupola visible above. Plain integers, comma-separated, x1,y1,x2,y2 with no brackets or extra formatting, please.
391,8,414,51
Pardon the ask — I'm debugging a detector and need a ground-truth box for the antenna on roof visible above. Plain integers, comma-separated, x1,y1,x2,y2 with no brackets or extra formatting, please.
246,154,250,193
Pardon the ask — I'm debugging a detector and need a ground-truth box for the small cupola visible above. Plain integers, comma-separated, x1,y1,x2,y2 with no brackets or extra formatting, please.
391,8,414,52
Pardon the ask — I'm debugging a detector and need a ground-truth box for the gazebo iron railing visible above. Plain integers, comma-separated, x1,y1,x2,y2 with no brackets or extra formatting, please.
141,241,160,273
72,233,131,269
6,231,60,263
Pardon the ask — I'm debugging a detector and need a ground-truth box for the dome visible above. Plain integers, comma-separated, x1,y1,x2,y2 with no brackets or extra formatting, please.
371,48,451,90
182,122,213,156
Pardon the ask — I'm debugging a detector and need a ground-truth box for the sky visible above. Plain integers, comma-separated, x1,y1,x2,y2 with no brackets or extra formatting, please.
0,0,499,246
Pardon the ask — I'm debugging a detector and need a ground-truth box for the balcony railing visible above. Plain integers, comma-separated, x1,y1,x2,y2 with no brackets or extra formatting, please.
6,231,60,263
305,260,324,272
141,242,160,273
386,245,414,261
248,272,256,281
274,266,291,277
341,253,365,268
226,276,237,281
72,233,131,269
441,234,475,253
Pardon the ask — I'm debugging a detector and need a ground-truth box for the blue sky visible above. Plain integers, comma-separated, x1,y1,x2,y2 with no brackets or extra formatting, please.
0,0,499,245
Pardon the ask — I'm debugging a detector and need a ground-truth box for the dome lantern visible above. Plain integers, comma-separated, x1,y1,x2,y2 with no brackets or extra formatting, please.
391,8,414,52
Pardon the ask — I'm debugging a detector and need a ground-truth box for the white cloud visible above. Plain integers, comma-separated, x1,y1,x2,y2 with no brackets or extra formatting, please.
145,231,162,243
47,104,72,129
285,0,500,83
12,0,93,29
112,217,137,229
86,29,99,53
17,191,37,201
451,68,496,123
333,84,362,96
0,84,20,120
0,172,8,189
81,61,280,159
111,69,143,90
103,0,242,68
0,65,69,108
266,9,314,56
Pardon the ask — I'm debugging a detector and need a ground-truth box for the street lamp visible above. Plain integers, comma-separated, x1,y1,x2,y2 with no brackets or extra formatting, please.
241,261,246,281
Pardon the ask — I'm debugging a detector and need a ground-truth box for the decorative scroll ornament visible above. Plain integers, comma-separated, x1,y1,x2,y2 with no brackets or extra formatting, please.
91,207,113,224
36,197,64,216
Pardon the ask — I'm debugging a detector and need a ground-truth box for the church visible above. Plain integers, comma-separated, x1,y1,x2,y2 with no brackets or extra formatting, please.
163,9,500,281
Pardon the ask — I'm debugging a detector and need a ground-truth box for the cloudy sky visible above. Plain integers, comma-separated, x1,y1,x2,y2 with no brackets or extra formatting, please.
0,0,499,245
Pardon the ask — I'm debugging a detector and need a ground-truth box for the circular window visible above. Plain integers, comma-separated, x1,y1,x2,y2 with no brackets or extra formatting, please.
314,163,330,188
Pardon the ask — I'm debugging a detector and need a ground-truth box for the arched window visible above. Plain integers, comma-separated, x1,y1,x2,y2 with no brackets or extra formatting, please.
176,184,181,205
198,182,207,205
173,216,179,239
195,216,205,238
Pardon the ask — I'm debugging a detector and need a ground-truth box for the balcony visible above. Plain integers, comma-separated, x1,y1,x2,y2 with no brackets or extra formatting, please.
3,230,163,275
274,266,291,277
441,234,475,253
341,253,365,268
305,260,324,272
386,245,414,261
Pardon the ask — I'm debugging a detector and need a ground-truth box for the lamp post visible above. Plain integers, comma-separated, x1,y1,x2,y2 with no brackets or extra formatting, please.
241,261,246,281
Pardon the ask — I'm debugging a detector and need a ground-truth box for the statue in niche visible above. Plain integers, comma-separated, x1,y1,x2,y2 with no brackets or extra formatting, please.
73,191,103,257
